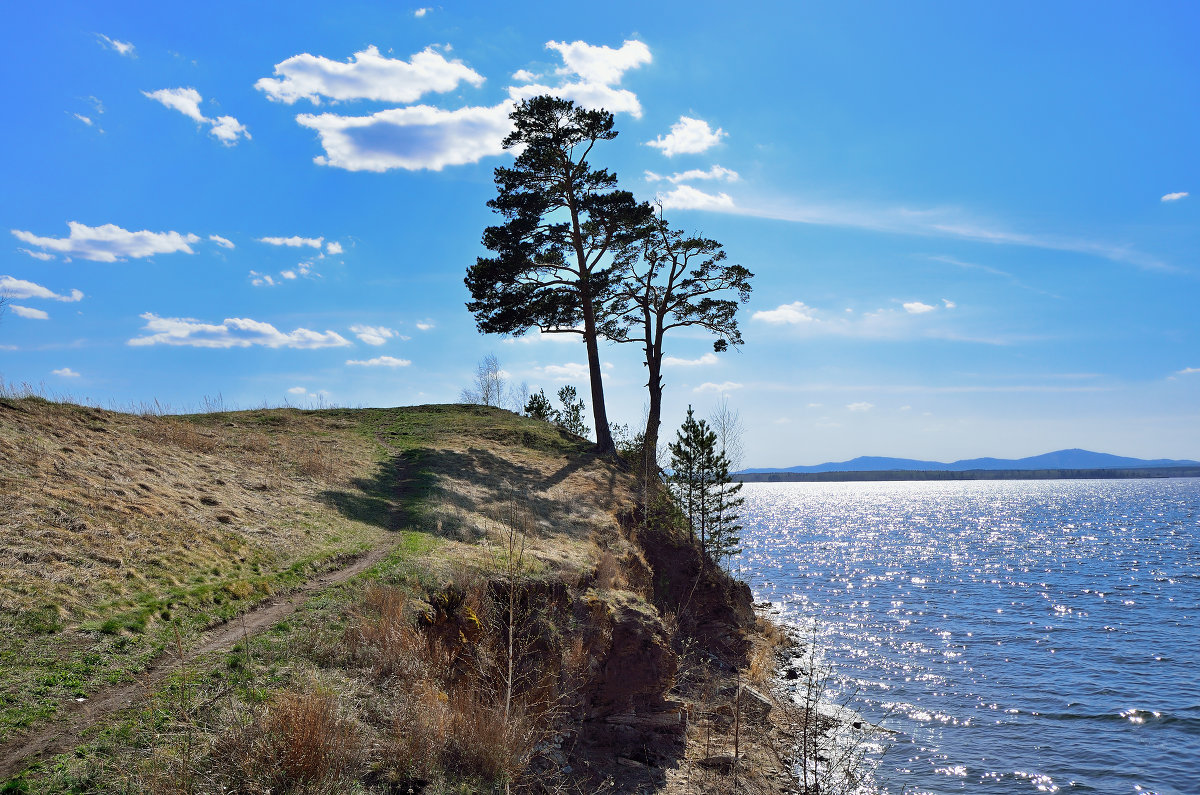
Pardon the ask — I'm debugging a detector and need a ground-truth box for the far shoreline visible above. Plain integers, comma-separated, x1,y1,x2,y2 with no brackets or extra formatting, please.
735,466,1200,483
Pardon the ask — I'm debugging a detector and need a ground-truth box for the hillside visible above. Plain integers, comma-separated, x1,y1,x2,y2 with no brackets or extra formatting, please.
0,397,793,794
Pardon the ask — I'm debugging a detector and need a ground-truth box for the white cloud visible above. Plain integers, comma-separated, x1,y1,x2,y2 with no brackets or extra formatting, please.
142,88,250,145
647,116,726,157
752,301,819,325
509,39,652,118
326,241,343,255
143,87,205,121
694,381,743,394
209,115,250,145
128,313,352,349
942,298,956,309
541,362,588,381
248,270,277,287
10,305,49,320
512,69,539,82
645,165,739,184
657,185,734,211
298,102,513,172
416,320,435,331
256,46,484,105
347,355,411,367
12,222,200,262
259,235,324,248
19,249,56,261
52,367,80,378
546,39,651,85
1161,192,1189,202
97,34,134,56
73,113,94,126
413,7,431,17
288,386,308,394
209,234,235,249
846,401,874,412
0,276,83,302
663,352,719,367
903,301,936,314
349,324,401,345
1176,367,1200,375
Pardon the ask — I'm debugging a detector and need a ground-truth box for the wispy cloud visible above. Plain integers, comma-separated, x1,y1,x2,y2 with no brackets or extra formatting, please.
0,275,83,302
846,401,874,412
646,116,725,156
10,305,49,320
1161,191,1189,202
143,87,250,145
96,34,134,56
349,324,405,345
662,188,1176,272
753,298,990,342
52,367,80,378
209,234,235,249
346,356,411,367
1176,367,1200,376
259,235,324,248
663,352,720,367
12,222,200,262
694,381,743,394
645,165,739,184
128,313,351,349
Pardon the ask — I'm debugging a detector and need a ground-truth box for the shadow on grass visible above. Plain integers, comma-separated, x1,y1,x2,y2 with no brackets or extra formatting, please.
319,444,621,540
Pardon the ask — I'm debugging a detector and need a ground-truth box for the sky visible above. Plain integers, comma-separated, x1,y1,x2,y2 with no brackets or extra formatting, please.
1,2,1197,468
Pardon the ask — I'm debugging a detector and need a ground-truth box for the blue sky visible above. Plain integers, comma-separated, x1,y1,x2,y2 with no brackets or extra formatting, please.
2,2,1197,467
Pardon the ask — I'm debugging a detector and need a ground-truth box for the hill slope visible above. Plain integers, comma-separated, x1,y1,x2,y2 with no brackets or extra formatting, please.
743,447,1199,474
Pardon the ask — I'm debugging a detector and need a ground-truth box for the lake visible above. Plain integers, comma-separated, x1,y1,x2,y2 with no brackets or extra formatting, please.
736,478,1200,794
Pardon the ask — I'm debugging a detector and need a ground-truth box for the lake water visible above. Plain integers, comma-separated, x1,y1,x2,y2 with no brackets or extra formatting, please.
736,478,1200,794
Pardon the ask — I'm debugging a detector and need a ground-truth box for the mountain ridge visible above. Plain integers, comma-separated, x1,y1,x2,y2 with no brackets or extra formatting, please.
740,448,1200,474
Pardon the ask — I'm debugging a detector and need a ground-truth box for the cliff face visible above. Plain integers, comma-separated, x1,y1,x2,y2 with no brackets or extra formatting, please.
0,400,770,794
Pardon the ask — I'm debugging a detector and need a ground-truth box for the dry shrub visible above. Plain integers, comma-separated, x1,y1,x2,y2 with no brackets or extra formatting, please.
592,549,620,589
211,688,363,793
294,439,336,482
145,416,219,454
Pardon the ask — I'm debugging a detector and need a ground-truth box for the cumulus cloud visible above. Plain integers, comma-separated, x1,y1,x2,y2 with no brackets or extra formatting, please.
10,305,49,320
346,355,411,367
298,102,513,172
0,276,83,302
416,320,435,331
1161,192,1189,202
647,116,725,157
248,270,277,287
326,241,343,255
903,301,936,314
512,69,539,82
349,324,403,345
256,46,484,105
142,87,250,145
413,7,431,17
645,165,739,184
259,235,324,248
209,234,235,249
657,185,734,211
509,39,652,117
693,381,743,394
663,352,719,367
752,301,819,325
52,367,80,377
12,222,200,262
846,401,874,412
128,313,351,349
287,386,307,395
97,34,134,56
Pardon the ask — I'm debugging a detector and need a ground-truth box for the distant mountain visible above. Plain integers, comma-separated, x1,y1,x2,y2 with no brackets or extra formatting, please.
740,448,1200,474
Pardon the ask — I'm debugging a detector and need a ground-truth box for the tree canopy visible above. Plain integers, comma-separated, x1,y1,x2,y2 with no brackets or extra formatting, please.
465,95,652,456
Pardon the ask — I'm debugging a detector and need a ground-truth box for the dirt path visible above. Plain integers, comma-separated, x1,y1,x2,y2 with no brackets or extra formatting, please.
0,537,401,780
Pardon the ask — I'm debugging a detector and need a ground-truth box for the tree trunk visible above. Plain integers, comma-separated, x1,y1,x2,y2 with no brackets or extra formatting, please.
642,342,663,478
581,293,616,456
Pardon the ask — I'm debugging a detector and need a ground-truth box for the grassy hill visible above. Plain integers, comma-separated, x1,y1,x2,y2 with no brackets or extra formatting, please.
0,397,789,794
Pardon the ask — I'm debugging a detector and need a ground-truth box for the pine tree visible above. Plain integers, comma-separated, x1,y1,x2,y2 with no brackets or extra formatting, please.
667,405,743,566
523,389,556,422
555,385,590,439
